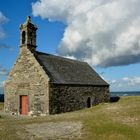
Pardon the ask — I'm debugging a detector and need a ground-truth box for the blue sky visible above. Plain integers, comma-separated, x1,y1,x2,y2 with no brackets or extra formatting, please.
0,0,140,91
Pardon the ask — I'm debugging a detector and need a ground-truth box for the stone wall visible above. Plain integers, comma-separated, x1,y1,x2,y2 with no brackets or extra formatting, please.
4,46,49,116
49,84,109,114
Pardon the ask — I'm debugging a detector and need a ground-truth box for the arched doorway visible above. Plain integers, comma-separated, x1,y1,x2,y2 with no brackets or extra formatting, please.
87,97,91,108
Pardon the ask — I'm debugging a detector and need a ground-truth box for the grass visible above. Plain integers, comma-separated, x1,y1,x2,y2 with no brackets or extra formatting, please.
0,102,4,110
0,96,140,140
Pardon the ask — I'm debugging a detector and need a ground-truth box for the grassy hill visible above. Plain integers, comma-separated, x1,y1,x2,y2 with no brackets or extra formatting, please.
0,96,140,140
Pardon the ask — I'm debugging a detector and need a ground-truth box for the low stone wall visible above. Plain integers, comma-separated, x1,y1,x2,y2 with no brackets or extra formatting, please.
49,84,109,114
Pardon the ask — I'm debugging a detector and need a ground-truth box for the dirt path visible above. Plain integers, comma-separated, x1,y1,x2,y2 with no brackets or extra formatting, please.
24,121,82,140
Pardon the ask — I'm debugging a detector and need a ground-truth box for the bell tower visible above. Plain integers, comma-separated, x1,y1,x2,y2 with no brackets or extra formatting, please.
20,16,37,52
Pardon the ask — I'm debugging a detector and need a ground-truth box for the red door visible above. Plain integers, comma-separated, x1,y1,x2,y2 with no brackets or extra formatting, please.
20,96,28,115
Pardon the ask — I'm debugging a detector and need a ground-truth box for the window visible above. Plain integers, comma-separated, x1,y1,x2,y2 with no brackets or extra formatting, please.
29,32,33,45
22,31,26,44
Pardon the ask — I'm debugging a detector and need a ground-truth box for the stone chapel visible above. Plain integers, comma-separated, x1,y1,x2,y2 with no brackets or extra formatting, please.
4,17,110,116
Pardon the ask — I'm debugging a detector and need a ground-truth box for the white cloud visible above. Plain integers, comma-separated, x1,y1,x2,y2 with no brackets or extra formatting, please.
110,76,140,88
0,81,5,88
32,0,140,67
0,12,8,39
65,55,76,60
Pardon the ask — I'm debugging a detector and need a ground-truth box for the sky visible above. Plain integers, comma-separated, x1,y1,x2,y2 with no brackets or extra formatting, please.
0,0,140,92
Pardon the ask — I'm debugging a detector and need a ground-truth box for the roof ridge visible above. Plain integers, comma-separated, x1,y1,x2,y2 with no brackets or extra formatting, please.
35,51,88,64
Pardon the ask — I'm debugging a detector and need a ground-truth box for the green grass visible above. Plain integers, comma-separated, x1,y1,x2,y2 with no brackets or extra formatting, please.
0,96,140,140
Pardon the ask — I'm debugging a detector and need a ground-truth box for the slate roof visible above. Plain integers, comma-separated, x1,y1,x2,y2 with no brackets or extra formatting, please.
34,51,109,86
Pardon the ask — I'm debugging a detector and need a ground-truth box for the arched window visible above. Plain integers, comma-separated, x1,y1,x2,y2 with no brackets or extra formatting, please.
22,31,26,44
87,97,91,108
29,32,33,45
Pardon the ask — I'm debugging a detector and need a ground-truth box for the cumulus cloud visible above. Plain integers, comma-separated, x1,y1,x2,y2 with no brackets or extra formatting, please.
32,0,140,67
110,76,140,88
0,12,8,39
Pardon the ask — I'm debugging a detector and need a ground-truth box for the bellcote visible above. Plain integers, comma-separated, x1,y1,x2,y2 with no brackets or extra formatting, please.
20,16,37,52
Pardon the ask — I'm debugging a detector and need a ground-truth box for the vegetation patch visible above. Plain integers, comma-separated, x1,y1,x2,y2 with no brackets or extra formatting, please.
0,96,140,140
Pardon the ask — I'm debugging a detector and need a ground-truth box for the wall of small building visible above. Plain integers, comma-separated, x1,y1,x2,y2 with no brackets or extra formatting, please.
4,46,49,116
49,84,109,114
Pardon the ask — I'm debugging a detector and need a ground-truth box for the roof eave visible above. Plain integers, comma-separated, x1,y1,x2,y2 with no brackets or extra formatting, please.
49,82,109,87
